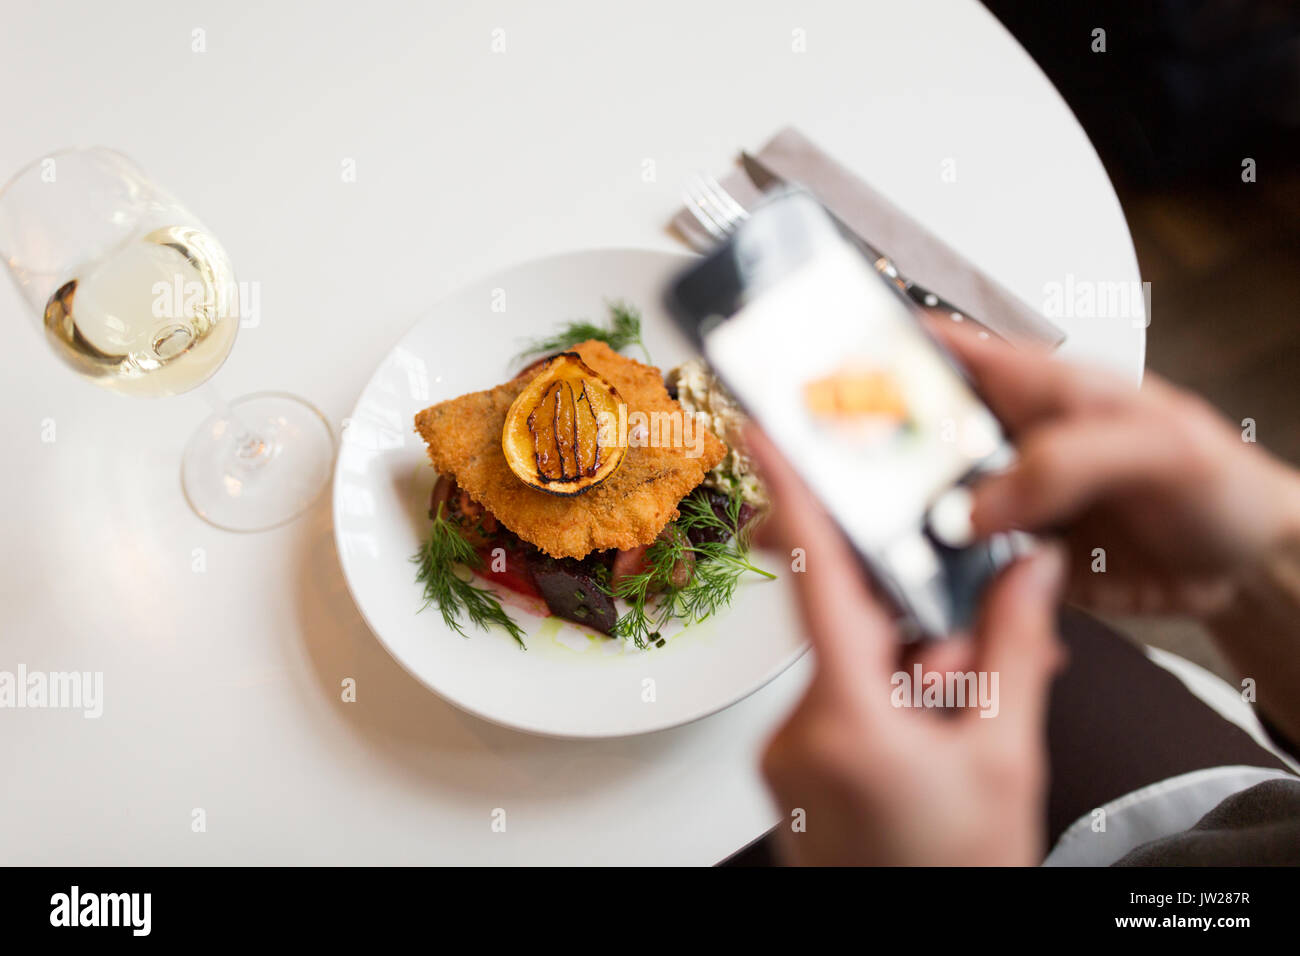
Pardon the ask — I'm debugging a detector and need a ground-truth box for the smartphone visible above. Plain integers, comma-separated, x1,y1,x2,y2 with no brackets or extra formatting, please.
665,189,1025,639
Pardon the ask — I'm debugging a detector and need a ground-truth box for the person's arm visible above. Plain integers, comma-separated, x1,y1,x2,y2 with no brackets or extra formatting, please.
1207,512,1300,752
939,323,1300,746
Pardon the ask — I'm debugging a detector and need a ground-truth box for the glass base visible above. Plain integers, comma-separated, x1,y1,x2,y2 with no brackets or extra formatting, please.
181,391,334,532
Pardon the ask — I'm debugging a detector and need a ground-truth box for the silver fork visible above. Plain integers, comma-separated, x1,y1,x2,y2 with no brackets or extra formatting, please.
681,174,749,244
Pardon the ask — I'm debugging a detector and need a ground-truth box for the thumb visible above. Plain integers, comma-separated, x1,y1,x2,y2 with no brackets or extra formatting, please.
967,545,1067,733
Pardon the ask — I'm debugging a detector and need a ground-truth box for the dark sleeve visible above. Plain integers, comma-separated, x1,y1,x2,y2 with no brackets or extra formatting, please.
1258,711,1300,763
1114,779,1300,866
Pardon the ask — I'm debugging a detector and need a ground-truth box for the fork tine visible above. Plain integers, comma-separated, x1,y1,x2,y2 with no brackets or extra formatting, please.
682,178,732,242
699,174,749,225
692,178,736,235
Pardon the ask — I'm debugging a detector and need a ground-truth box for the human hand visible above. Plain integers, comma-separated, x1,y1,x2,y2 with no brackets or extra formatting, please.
747,426,1066,866
938,324,1300,619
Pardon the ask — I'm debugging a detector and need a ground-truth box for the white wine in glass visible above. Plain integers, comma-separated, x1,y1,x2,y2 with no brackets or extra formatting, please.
43,224,239,397
0,147,333,531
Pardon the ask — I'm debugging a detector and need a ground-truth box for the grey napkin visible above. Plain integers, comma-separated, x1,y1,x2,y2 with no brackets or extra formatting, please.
671,127,1065,348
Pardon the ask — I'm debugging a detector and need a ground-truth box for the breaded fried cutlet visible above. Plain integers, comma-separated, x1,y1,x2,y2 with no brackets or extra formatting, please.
415,340,726,559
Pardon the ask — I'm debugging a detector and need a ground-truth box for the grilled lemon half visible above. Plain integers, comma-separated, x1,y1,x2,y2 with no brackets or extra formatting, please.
502,352,627,496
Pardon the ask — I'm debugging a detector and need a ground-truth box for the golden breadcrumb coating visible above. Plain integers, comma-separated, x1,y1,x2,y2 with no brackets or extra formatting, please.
414,340,726,559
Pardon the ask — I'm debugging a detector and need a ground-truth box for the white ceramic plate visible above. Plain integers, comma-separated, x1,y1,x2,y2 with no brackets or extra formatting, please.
333,248,805,738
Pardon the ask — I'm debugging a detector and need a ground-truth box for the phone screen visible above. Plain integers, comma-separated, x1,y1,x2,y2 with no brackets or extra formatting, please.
704,238,1005,550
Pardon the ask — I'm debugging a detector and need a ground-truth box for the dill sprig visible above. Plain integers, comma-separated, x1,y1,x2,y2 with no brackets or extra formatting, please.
516,300,651,363
609,491,775,648
412,504,527,649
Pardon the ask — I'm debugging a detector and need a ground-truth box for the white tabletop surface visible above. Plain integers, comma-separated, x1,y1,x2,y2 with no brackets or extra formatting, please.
0,0,1144,864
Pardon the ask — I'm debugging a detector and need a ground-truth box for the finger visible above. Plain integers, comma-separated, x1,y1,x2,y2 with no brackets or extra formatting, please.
928,320,1132,434
744,424,898,684
967,545,1067,737
971,414,1176,536
902,635,976,684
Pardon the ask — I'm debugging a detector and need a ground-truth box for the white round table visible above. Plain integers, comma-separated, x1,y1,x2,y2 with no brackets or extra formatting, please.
0,0,1143,864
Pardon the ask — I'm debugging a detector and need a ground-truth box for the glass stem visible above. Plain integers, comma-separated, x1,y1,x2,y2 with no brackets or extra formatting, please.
201,384,273,466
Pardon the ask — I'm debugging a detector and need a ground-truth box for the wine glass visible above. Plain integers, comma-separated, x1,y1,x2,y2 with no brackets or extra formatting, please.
0,147,333,532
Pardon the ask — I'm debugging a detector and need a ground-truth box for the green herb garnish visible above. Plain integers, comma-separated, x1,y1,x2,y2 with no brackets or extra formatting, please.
609,490,775,648
516,300,650,364
412,504,527,649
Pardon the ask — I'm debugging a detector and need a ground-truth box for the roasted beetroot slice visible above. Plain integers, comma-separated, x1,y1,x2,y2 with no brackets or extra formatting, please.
525,551,617,635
